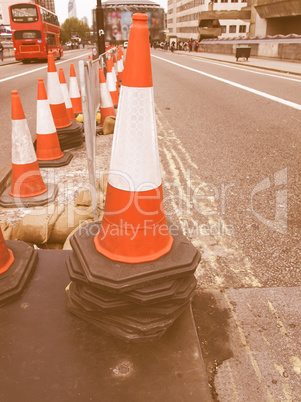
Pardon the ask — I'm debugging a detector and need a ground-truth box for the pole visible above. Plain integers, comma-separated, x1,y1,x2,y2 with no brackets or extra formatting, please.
96,0,105,56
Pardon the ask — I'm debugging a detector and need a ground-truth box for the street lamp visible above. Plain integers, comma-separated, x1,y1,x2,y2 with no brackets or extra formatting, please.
96,0,105,56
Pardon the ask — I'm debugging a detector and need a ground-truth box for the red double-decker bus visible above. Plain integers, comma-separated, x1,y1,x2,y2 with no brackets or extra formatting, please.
9,3,63,63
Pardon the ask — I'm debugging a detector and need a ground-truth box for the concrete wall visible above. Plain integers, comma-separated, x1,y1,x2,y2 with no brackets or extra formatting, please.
199,40,301,61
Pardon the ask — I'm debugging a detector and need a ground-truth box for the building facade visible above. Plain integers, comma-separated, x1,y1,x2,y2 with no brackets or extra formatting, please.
68,0,77,19
167,0,301,42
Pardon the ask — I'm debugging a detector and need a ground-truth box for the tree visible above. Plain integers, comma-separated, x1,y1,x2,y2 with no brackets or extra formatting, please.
61,17,90,43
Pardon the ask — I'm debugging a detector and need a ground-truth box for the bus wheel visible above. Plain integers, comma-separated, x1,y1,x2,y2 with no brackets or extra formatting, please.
22,59,30,64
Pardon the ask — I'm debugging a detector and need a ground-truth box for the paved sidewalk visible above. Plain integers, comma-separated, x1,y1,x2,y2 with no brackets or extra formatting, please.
160,49,301,76
0,56,20,66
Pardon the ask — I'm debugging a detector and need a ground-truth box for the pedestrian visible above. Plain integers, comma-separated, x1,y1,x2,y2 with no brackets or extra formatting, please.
0,42,4,62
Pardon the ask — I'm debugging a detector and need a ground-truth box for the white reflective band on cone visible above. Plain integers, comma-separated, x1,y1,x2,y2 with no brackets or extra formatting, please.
100,82,113,108
69,77,80,98
106,73,116,92
108,86,161,192
47,71,64,105
60,82,73,109
12,119,37,165
36,99,56,134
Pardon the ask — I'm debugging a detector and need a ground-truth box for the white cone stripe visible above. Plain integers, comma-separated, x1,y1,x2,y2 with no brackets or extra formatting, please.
112,67,117,83
69,77,80,98
100,82,113,108
60,82,73,109
108,86,161,192
47,71,64,105
107,72,117,92
12,119,37,165
36,99,56,134
117,60,123,73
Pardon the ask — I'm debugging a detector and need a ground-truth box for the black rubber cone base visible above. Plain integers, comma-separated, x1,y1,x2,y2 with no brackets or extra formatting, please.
57,120,83,151
0,240,37,306
0,250,212,402
0,183,58,208
38,151,73,168
70,221,200,293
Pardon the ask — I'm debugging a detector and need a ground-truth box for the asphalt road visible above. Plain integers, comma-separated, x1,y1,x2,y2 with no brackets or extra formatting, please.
150,50,301,400
0,48,300,400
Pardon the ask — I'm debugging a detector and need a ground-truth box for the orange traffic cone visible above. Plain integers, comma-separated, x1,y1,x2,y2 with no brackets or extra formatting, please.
0,225,38,306
94,13,173,263
69,64,82,114
36,79,73,167
99,67,116,126
47,52,72,129
10,90,47,198
106,58,118,107
0,91,58,208
117,46,123,83
59,68,76,122
0,227,14,275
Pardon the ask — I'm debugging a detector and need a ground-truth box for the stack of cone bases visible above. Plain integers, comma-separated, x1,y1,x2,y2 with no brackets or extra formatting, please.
69,64,82,115
65,14,201,343
106,57,118,107
36,78,73,168
47,53,83,151
0,90,58,208
59,68,76,122
0,226,38,306
99,67,116,126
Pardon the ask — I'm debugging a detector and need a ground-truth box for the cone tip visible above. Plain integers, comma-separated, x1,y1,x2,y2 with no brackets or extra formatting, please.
47,52,57,72
37,78,47,100
59,68,66,83
70,64,76,76
11,90,25,120
132,13,148,21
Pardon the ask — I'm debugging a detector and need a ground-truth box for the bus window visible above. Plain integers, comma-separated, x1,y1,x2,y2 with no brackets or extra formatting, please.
14,30,42,40
47,33,56,46
11,5,38,23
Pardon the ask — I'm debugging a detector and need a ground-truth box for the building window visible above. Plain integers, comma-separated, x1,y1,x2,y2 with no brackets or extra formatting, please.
231,0,238,2
221,0,228,3
221,25,227,33
241,0,247,2
229,25,236,33
239,25,246,33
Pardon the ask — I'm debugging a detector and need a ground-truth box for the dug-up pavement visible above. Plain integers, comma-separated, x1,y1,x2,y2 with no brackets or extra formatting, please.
1,52,301,401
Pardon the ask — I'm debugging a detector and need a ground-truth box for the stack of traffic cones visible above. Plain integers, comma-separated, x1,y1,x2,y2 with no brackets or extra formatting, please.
106,57,118,107
0,226,37,306
69,64,82,115
0,90,58,208
47,53,83,151
66,14,200,343
59,68,76,122
117,46,123,84
36,78,73,168
99,67,116,126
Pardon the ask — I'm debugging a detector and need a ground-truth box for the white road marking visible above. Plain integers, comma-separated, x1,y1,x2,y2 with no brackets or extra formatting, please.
191,57,301,83
152,55,301,111
0,53,90,83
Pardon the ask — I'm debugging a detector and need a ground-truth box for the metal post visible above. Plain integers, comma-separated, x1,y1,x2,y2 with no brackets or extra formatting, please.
96,0,105,56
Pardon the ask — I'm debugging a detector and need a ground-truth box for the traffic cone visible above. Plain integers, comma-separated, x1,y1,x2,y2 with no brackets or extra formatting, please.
106,58,118,107
59,68,76,122
47,52,71,129
65,14,201,343
117,46,123,83
0,91,58,208
94,14,173,264
0,227,14,275
99,67,116,126
36,78,73,168
0,226,38,306
69,64,82,115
